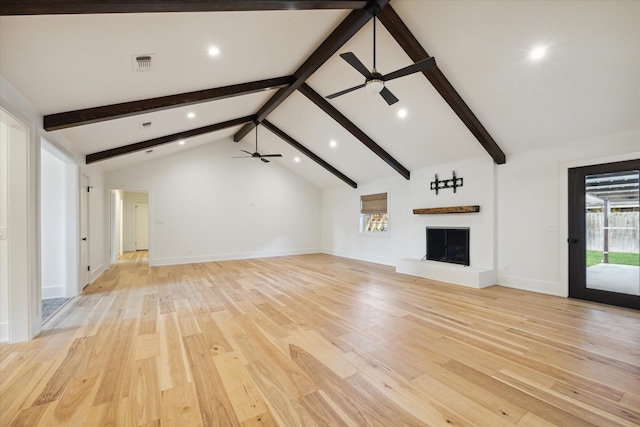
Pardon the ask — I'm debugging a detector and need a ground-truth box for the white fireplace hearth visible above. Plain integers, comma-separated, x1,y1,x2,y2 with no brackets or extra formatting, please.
395,259,496,289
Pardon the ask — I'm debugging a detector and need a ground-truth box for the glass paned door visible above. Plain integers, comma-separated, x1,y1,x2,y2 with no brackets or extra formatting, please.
568,159,640,309
585,171,639,296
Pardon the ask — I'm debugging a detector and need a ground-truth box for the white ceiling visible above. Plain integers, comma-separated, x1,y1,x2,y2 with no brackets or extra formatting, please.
1,1,638,188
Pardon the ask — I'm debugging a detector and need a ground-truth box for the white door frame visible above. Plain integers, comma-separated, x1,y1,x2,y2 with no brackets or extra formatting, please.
40,139,79,300
134,201,148,251
560,150,640,298
66,163,79,297
108,187,150,264
110,190,119,262
80,174,90,290
1,107,34,342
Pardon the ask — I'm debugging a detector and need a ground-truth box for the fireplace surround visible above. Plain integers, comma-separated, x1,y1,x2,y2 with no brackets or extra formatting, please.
397,225,493,288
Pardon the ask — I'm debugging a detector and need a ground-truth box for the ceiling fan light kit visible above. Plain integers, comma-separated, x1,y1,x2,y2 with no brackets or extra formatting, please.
326,14,436,106
365,79,384,94
232,124,282,164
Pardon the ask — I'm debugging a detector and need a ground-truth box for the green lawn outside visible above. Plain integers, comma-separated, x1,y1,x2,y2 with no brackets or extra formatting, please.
586,250,640,267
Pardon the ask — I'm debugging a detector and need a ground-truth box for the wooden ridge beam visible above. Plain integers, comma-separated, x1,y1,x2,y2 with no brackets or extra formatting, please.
262,120,357,188
44,76,293,131
86,115,255,164
233,0,389,142
298,83,410,180
378,5,506,165
1,1,369,15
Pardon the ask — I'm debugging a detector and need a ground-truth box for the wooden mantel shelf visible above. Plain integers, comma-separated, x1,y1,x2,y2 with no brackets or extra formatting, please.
413,205,480,215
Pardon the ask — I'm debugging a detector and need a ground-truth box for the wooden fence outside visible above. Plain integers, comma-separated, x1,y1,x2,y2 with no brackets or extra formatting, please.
586,211,639,253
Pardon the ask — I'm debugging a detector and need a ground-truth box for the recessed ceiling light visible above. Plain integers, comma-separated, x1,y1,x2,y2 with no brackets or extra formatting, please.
529,45,547,61
208,46,220,57
397,108,408,119
179,140,186,145
187,112,196,119
294,157,301,163
329,140,337,148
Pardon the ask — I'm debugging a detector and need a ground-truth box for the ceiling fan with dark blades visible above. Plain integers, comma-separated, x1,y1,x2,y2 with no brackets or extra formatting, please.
326,14,436,106
232,124,282,163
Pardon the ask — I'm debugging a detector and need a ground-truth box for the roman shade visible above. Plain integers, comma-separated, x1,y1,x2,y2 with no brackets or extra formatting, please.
361,193,387,214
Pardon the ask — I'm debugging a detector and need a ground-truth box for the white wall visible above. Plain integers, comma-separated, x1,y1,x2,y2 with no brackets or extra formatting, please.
105,139,321,266
497,130,640,296
0,118,10,341
321,156,496,269
40,145,67,299
321,131,639,298
111,189,123,261
86,170,107,283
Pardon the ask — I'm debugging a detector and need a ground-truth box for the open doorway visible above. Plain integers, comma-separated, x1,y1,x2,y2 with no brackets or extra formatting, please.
40,139,78,323
111,190,149,263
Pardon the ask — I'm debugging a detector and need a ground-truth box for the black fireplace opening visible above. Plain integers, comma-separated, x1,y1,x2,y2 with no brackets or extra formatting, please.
426,227,470,266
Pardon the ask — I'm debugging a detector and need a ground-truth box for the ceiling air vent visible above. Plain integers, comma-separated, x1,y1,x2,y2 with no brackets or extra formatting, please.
133,54,154,72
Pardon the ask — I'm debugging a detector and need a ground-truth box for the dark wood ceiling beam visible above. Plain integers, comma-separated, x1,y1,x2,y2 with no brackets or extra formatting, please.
44,76,293,131
86,115,255,164
233,0,389,142
1,1,368,15
377,5,506,165
262,120,357,188
298,83,410,180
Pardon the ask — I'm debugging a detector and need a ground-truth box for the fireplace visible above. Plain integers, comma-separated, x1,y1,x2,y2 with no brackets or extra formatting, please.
426,227,470,266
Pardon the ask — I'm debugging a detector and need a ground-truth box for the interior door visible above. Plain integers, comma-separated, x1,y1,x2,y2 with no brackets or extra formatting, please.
134,201,148,251
568,159,640,309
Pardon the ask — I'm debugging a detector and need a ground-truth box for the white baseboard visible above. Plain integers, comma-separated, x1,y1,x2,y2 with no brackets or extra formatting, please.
497,273,565,297
150,247,321,267
320,248,396,267
42,285,65,299
90,262,107,284
0,322,8,343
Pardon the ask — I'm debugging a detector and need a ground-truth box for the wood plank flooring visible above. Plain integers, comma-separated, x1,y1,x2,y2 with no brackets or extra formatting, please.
1,253,639,426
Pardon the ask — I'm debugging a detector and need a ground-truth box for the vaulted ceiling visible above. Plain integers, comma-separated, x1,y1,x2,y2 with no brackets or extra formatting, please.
1,1,638,189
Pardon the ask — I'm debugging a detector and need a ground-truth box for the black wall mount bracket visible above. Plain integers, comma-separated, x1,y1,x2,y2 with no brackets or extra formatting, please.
430,171,463,195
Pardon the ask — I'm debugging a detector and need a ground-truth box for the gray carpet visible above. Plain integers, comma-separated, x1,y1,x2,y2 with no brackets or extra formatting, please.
42,297,69,322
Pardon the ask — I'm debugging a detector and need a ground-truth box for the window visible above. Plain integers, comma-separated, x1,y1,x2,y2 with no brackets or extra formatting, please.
360,192,388,234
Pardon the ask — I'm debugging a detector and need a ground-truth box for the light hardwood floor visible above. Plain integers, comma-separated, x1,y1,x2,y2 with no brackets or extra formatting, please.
1,253,639,426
